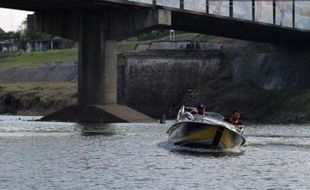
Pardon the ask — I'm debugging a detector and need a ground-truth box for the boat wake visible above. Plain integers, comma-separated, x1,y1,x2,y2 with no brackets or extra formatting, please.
0,119,80,137
245,135,310,150
158,141,244,157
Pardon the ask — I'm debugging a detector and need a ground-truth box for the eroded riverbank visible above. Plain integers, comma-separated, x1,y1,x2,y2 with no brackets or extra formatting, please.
1,39,310,123
0,82,76,116
1,81,310,123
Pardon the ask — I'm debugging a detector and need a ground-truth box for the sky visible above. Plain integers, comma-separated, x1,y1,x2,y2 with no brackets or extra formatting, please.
0,8,33,32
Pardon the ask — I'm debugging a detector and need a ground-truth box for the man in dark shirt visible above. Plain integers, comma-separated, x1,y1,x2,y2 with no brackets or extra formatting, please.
229,109,242,125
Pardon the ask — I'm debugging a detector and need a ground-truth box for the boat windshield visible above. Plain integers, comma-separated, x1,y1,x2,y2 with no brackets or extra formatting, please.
205,112,225,120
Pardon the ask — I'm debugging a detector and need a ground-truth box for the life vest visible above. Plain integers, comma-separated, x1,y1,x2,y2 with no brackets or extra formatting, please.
229,117,240,125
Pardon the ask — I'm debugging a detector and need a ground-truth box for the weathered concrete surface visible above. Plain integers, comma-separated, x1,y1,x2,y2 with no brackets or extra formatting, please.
77,13,118,105
118,40,310,122
2,40,310,122
119,49,224,118
0,62,77,82
3,0,310,45
31,9,172,122
232,50,310,90
40,105,154,123
124,40,310,92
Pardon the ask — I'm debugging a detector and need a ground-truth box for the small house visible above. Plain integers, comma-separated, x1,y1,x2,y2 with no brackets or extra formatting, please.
31,35,75,51
0,39,19,52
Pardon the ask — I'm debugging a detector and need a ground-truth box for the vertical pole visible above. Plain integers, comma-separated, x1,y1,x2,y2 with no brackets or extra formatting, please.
153,0,156,6
180,0,184,9
206,0,209,14
50,39,53,50
292,0,295,28
160,113,166,124
252,0,255,21
229,0,233,18
273,0,276,25
103,40,117,104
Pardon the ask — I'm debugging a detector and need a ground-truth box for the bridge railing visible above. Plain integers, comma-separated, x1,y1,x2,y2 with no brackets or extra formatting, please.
127,0,310,31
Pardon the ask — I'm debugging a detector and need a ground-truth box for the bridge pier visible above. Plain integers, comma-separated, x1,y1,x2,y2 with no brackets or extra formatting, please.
36,9,171,123
78,14,117,105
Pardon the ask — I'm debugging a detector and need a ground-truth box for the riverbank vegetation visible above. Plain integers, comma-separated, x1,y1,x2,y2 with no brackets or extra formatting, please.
0,49,78,68
0,82,76,115
0,32,213,68
2,81,310,123
1,31,310,123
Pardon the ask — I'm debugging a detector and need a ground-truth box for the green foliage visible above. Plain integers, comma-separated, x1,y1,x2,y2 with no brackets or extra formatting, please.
137,29,166,41
18,20,51,51
0,19,51,51
0,31,21,41
160,33,215,41
0,28,5,34
0,31,215,68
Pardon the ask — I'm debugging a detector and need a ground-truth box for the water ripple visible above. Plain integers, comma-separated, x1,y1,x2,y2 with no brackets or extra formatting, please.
1,117,310,189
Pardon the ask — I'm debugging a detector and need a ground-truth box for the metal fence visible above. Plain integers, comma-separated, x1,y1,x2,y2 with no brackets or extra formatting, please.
127,0,310,31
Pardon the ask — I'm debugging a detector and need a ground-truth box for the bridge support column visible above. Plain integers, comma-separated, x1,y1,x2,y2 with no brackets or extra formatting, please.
35,9,172,123
78,14,117,105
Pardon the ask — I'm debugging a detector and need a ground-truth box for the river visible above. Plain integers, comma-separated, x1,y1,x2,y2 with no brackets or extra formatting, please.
1,116,310,190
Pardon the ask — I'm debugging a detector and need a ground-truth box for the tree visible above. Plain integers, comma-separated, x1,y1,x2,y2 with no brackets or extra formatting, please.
18,19,50,51
0,28,5,34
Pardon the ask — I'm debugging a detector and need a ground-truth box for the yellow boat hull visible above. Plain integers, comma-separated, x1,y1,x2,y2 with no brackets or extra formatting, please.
167,121,246,149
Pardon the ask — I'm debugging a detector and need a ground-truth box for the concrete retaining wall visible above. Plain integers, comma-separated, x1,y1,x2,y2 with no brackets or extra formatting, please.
0,61,78,82
1,41,310,120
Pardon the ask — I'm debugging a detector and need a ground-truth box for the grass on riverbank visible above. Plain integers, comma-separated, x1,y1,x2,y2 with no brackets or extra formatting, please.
0,43,139,68
0,49,78,68
0,82,77,93
0,33,215,69
0,82,77,115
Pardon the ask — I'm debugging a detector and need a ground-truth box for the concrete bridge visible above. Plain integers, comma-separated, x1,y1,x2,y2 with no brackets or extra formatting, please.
1,0,310,122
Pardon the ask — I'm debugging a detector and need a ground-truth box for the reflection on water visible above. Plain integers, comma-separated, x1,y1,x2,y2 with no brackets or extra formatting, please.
158,141,245,158
80,124,118,136
1,115,310,189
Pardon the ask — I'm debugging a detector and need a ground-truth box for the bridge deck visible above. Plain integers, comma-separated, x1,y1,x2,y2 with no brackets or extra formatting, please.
1,0,310,44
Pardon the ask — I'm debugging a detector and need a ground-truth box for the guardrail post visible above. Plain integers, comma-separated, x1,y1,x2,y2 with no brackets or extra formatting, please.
180,0,184,9
229,0,233,17
292,0,295,28
273,0,276,25
252,0,255,21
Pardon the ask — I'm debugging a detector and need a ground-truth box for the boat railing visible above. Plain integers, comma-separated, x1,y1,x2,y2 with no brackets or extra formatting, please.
176,105,244,135
176,112,195,122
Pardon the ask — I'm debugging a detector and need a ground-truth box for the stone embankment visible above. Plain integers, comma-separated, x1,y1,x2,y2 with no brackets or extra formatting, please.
1,39,310,122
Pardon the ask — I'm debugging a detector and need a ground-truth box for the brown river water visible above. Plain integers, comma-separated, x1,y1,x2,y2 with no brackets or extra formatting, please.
1,116,310,190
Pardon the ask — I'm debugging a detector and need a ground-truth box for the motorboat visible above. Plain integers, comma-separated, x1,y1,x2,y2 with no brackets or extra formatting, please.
167,106,246,149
